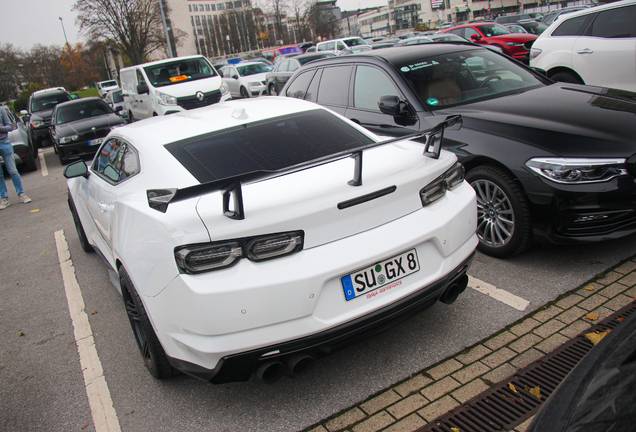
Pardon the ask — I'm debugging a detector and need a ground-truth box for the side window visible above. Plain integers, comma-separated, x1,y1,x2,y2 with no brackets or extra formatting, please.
326,42,336,51
589,5,635,38
288,60,301,72
136,69,146,87
317,65,352,106
285,69,316,99
337,41,347,50
353,66,399,111
94,139,139,183
449,28,465,37
552,14,595,36
279,60,291,72
464,27,480,39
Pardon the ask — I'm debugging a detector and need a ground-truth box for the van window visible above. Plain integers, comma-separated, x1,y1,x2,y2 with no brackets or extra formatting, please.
342,37,366,47
143,57,218,88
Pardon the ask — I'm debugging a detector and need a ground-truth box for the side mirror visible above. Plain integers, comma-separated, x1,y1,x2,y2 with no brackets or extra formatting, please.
470,34,480,41
63,160,89,179
378,95,408,116
137,83,149,94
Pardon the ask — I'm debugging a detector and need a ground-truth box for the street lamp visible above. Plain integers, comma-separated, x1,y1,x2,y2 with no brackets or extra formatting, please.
158,0,173,57
59,17,80,90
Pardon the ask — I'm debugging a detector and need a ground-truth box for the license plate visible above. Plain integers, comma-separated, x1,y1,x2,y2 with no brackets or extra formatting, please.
89,138,103,147
341,249,420,301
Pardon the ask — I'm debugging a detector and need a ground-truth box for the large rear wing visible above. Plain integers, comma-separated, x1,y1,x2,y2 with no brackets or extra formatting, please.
147,115,462,217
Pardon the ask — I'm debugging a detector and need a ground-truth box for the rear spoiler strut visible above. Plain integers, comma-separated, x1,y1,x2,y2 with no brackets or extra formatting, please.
147,115,462,217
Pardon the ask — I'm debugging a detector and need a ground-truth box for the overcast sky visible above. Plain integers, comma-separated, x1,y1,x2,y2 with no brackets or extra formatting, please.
2,0,388,51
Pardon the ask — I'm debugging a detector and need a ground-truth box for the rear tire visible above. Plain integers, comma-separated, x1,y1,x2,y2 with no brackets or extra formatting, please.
268,84,278,96
23,151,37,172
119,267,174,379
551,71,583,84
240,86,250,98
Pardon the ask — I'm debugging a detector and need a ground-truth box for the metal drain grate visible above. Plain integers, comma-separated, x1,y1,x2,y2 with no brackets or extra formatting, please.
418,301,636,432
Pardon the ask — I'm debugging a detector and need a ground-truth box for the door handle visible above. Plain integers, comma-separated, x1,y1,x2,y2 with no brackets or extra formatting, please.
577,48,593,54
98,202,112,212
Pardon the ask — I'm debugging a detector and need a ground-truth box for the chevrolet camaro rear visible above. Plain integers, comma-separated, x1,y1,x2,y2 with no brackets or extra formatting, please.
64,98,477,384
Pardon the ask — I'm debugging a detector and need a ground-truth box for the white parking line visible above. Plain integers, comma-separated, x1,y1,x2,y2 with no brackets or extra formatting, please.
468,276,530,311
38,151,48,177
54,230,121,432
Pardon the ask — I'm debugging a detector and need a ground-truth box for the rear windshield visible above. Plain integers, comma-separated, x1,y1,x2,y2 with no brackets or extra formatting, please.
144,57,218,88
165,109,374,184
476,24,513,36
343,37,366,47
31,93,72,112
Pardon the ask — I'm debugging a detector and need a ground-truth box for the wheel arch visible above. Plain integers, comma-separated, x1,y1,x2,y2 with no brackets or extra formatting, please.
547,67,584,84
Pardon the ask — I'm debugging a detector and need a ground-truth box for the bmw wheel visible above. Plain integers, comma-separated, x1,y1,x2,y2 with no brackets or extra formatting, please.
119,266,174,379
466,166,533,258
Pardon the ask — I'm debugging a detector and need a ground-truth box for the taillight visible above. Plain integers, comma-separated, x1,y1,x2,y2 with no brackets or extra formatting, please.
420,163,465,207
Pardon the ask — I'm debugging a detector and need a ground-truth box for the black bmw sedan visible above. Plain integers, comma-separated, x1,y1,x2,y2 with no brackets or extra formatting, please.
281,44,636,258
50,97,125,164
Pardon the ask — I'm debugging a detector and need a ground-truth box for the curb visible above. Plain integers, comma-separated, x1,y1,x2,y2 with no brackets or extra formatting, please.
303,255,636,432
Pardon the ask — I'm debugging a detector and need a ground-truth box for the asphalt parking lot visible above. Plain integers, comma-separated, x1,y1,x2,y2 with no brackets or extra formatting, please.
2,146,636,432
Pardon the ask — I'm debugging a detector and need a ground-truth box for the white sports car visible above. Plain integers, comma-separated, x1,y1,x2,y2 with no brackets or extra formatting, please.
64,97,478,384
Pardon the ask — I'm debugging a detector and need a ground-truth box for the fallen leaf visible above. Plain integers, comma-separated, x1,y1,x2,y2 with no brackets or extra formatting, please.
60,287,64,290
91,311,98,315
617,317,625,322
585,329,611,346
81,424,89,430
503,394,517,403
18,332,25,337
29,209,39,213
585,313,599,321
585,286,595,291
508,383,518,393
451,428,460,432
526,385,541,400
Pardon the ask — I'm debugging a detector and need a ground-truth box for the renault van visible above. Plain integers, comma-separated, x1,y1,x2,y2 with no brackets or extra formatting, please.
120,55,231,121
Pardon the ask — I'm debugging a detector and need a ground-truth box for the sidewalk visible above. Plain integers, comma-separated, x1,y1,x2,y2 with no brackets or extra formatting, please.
303,255,636,432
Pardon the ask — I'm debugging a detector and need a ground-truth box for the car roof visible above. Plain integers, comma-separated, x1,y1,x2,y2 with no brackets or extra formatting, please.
553,0,633,19
122,55,207,70
32,87,68,97
300,43,483,67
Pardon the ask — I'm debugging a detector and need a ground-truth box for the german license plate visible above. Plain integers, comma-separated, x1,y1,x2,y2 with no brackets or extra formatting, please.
341,249,420,301
89,138,103,147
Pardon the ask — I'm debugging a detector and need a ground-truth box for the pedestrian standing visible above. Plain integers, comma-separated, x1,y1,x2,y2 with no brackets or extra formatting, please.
0,107,32,209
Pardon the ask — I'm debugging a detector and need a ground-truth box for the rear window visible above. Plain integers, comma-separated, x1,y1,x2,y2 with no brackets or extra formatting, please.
164,109,374,184
279,46,303,55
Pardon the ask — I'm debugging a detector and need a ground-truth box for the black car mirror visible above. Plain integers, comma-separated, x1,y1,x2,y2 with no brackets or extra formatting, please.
378,95,409,116
137,83,149,95
63,160,89,179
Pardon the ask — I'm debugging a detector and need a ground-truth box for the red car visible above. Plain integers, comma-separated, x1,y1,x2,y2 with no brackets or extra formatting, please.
442,22,537,62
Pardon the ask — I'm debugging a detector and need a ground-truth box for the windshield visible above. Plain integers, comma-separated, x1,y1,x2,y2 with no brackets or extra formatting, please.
476,24,513,36
100,81,117,88
237,63,273,76
31,93,72,112
343,37,366,47
144,57,218,88
55,99,113,124
398,48,545,109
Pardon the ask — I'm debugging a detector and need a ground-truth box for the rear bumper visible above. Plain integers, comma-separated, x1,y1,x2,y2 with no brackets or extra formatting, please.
169,252,475,384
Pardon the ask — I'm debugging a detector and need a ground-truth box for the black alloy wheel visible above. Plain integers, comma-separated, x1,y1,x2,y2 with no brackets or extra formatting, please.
69,197,94,253
269,84,278,96
466,166,533,258
119,267,174,379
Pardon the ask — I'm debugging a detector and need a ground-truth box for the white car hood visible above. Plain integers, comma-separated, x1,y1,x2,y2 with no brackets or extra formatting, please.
152,76,224,97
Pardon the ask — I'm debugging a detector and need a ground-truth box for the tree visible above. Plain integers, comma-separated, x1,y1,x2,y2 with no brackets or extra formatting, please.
0,44,23,101
73,0,181,65
305,0,339,41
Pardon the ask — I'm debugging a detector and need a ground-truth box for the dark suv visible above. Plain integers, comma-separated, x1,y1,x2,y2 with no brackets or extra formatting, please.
280,44,636,258
20,87,73,148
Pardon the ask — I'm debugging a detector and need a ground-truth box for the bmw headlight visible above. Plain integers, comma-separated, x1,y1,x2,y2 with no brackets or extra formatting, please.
59,135,79,143
31,121,44,128
220,81,230,95
155,90,177,105
526,158,628,184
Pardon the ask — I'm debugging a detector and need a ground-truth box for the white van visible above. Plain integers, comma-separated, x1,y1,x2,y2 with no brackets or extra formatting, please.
315,37,370,54
120,55,231,120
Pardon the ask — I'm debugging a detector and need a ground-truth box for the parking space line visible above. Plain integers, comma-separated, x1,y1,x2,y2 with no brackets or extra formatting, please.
38,151,48,177
54,230,121,432
468,276,530,311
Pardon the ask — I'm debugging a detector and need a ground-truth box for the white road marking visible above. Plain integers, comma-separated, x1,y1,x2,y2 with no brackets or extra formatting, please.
38,151,48,177
54,230,121,432
468,276,530,311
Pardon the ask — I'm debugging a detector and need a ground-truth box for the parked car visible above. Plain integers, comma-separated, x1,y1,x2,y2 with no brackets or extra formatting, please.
120,55,231,121
540,5,591,26
218,61,272,98
96,80,119,98
240,57,273,66
50,97,124,164
103,88,129,123
316,37,371,54
265,53,336,96
394,37,434,46
1,106,37,172
530,0,636,91
62,97,478,383
442,22,537,63
281,43,636,258
261,45,303,63
504,19,549,35
20,87,73,148
495,13,534,24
